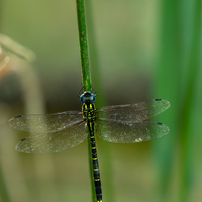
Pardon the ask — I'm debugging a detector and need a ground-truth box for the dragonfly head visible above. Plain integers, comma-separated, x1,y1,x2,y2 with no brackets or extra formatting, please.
80,91,96,103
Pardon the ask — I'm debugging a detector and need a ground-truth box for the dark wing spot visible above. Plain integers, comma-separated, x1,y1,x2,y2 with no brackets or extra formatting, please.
157,122,163,125
155,99,162,101
15,115,22,118
21,138,26,141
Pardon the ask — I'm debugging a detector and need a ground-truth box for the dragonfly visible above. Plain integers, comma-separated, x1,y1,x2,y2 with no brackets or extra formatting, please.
8,91,170,202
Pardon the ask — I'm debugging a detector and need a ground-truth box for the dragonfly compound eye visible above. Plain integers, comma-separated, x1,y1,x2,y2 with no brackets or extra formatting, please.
80,91,96,103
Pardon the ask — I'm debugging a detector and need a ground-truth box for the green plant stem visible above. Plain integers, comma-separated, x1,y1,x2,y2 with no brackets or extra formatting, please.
76,0,91,92
153,0,181,200
76,1,96,202
179,1,202,202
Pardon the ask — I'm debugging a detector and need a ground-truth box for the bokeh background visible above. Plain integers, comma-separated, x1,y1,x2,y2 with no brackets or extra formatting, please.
0,0,201,202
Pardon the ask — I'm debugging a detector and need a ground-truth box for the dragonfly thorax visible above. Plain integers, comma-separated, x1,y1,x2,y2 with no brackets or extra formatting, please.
82,103,96,122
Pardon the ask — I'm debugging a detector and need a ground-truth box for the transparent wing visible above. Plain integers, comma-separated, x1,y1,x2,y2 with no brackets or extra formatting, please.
15,121,88,153
8,111,83,133
96,99,170,122
95,119,170,143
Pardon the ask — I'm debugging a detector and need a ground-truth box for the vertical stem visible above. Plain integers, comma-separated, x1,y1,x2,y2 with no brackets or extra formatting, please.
76,1,96,202
153,0,181,201
179,0,202,201
76,0,91,92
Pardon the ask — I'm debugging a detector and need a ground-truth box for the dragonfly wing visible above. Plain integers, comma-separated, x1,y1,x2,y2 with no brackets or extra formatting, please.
96,99,170,122
8,111,83,133
95,119,170,143
15,121,88,153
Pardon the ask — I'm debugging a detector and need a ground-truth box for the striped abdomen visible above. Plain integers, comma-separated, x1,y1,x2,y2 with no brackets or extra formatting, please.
88,121,102,202
83,103,102,202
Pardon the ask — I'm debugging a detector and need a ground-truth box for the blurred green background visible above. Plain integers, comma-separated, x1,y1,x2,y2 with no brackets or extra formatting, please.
0,0,201,202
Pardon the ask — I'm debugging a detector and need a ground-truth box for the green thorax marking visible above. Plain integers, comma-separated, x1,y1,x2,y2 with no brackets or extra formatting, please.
82,103,96,123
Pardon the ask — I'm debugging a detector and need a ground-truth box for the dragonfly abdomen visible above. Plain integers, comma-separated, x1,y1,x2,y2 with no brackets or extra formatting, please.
83,101,102,201
87,120,102,202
